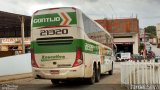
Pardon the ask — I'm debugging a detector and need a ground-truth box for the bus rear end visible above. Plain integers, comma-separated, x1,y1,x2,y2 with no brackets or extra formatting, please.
31,7,84,81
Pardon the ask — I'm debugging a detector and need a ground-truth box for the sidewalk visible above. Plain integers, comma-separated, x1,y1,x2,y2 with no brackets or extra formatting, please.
0,73,33,84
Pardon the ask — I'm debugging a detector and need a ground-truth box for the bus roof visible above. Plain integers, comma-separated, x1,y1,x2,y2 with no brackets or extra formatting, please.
33,7,77,14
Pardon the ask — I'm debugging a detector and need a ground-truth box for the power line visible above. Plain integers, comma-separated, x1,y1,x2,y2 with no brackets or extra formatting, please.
109,4,117,18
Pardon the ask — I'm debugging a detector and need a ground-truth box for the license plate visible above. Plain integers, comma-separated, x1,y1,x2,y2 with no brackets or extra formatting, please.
50,70,59,74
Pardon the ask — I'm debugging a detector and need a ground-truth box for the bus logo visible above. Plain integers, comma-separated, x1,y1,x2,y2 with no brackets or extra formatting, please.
32,12,77,27
85,43,94,52
41,55,65,62
33,17,61,23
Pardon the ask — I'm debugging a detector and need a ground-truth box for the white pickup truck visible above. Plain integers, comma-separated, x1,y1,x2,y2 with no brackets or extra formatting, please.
116,52,131,61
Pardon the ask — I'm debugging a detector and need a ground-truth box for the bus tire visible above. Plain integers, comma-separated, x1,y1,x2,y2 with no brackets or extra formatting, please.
95,64,100,82
51,79,60,85
86,65,96,84
108,62,113,75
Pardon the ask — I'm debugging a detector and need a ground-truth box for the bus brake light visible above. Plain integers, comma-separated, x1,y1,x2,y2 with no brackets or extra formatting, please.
72,48,83,67
31,49,39,68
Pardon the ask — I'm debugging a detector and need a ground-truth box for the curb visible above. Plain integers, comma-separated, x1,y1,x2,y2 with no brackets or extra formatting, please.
0,73,33,83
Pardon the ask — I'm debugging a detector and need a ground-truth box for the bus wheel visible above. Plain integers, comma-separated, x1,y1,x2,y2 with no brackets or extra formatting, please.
108,62,113,75
86,65,96,84
51,79,60,85
95,64,100,82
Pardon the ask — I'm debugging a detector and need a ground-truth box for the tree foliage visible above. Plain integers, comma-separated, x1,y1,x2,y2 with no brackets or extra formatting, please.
144,26,156,38
139,43,144,53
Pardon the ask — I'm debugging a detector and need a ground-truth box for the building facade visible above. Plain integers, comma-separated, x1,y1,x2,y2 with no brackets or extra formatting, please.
139,28,149,43
0,11,31,57
156,23,160,48
95,18,139,54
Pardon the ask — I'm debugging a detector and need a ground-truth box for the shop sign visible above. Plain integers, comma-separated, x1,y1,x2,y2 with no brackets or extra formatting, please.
0,38,30,44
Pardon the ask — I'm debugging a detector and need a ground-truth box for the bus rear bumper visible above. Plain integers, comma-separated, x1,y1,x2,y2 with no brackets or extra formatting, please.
32,65,85,79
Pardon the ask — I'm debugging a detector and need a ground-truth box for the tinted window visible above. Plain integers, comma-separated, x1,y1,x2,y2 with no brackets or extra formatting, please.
82,13,111,46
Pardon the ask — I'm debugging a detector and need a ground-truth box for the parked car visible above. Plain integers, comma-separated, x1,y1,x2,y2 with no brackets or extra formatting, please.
147,51,155,59
130,54,144,62
155,55,160,62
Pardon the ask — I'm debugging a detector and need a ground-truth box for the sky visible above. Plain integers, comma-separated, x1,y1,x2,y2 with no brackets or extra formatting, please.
0,0,160,28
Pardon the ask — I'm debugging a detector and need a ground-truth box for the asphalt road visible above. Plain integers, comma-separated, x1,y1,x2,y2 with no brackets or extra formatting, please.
0,62,127,90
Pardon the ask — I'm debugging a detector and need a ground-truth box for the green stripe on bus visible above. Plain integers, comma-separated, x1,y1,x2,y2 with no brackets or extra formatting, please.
31,39,112,55
67,12,77,24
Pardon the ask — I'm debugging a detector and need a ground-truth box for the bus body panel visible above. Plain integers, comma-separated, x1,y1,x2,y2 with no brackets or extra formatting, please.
32,65,85,79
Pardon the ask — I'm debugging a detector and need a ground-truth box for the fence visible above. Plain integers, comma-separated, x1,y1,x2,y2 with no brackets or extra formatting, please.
121,60,160,90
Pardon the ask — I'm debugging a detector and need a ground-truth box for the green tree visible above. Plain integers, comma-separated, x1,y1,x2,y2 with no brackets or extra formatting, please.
144,26,156,39
139,43,144,53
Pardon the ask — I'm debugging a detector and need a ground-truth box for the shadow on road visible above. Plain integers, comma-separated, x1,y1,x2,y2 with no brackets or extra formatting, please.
16,83,126,90
1,73,126,90
15,81,93,90
100,74,110,80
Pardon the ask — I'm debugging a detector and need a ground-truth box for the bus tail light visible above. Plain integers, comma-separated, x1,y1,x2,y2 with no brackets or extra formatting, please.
31,49,39,68
72,47,83,67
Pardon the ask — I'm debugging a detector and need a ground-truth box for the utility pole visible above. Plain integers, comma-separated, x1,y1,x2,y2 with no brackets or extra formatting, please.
143,30,146,60
19,16,25,54
104,18,107,45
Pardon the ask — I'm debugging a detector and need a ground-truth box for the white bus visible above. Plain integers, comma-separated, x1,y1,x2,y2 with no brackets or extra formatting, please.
31,7,114,84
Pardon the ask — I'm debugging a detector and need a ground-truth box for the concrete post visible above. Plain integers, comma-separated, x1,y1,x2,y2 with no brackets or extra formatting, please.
20,16,25,54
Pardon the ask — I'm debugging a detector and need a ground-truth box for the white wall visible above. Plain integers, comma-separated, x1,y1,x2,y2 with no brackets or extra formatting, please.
114,38,134,43
0,53,32,76
133,34,139,54
156,23,160,44
156,23,160,38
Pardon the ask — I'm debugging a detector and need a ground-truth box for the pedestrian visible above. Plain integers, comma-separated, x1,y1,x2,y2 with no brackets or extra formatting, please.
141,50,143,55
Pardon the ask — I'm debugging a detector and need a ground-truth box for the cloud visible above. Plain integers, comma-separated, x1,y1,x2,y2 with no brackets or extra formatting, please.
86,0,98,2
0,0,160,28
